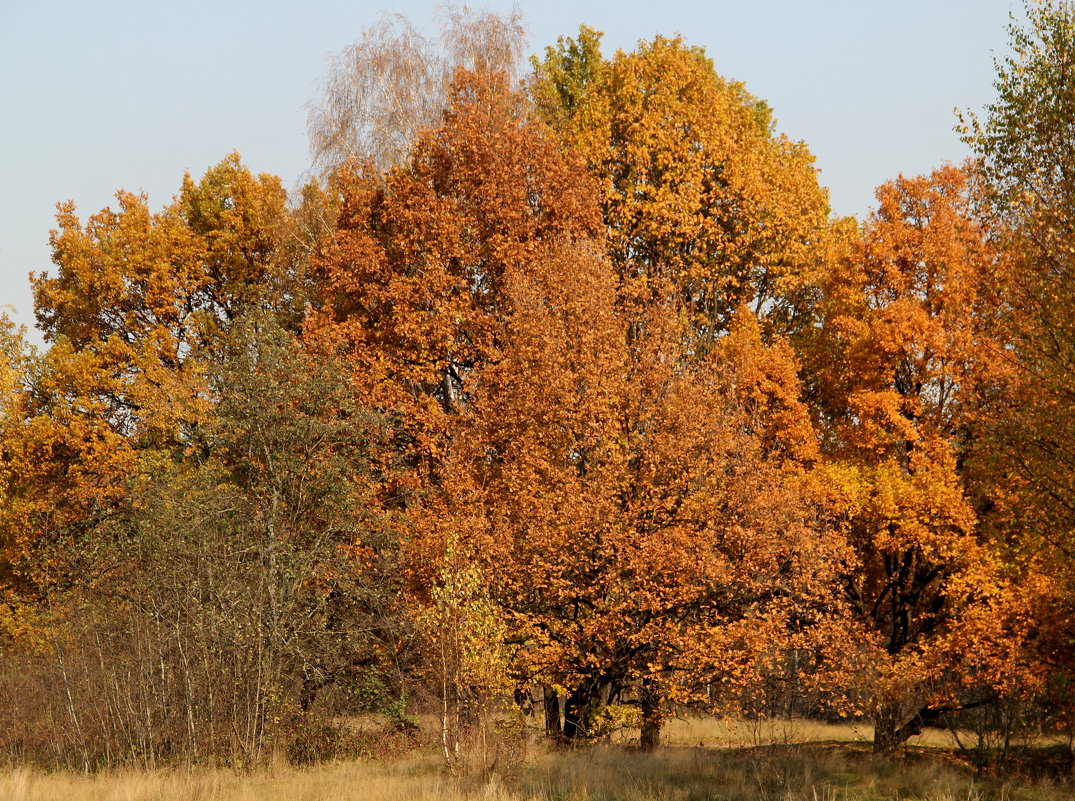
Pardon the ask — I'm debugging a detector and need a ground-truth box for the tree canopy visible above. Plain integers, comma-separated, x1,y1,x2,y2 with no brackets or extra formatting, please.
0,2,1071,770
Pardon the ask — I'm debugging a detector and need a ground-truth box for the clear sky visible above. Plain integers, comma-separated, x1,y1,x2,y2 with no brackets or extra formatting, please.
0,0,1018,340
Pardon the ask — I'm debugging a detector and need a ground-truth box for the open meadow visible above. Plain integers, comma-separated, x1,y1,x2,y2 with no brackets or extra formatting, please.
1,719,1069,801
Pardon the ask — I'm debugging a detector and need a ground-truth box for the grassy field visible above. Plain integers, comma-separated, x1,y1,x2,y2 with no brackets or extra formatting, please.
618,716,950,748
1,720,1069,801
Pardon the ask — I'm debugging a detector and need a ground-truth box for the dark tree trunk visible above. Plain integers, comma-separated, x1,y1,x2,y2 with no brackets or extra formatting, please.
514,686,533,715
639,677,662,752
543,685,562,741
563,680,602,741
563,688,587,741
299,670,333,712
872,705,924,754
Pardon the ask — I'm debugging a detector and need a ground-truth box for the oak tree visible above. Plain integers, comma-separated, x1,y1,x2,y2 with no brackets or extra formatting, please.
811,166,1011,751
533,31,832,351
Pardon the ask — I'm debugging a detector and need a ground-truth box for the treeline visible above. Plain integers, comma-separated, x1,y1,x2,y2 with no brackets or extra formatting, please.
1,2,1073,772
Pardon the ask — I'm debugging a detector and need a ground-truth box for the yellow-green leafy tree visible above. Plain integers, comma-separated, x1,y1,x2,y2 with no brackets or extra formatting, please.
960,0,1075,737
533,30,832,351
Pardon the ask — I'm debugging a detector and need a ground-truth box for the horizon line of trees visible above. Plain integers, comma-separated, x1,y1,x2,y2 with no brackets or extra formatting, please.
1,1,1074,773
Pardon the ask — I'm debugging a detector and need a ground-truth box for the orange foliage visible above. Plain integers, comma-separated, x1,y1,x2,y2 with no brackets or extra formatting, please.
2,16,1062,763
306,70,602,495
309,65,846,746
810,166,1019,750
1,155,299,596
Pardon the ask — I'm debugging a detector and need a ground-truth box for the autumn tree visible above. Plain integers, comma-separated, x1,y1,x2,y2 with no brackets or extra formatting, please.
0,155,314,598
29,152,300,459
533,30,832,351
960,0,1075,738
810,166,1015,752
434,232,845,750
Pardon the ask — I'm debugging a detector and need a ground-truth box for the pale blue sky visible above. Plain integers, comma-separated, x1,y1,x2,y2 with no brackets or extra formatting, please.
0,0,1018,339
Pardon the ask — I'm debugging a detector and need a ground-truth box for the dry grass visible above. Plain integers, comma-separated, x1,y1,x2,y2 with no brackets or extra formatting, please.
651,715,954,749
517,745,1068,800
0,720,1069,801
0,755,476,801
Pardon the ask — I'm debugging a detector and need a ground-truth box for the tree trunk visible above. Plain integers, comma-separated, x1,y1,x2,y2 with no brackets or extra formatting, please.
543,685,562,741
562,688,587,741
639,677,662,752
872,705,924,753
563,680,602,741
